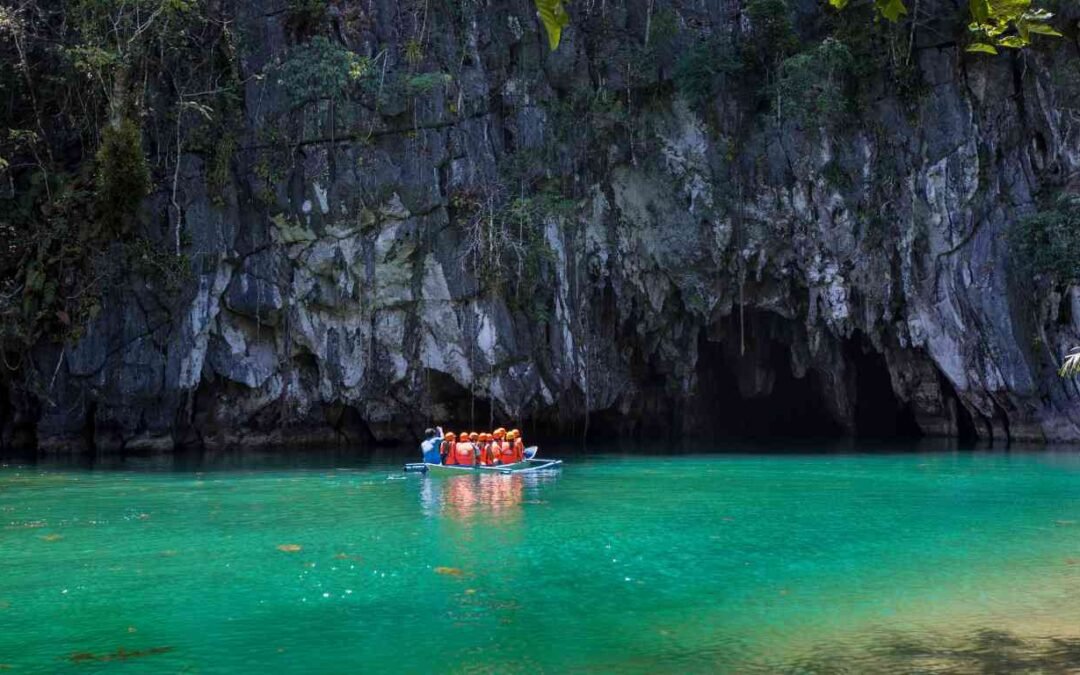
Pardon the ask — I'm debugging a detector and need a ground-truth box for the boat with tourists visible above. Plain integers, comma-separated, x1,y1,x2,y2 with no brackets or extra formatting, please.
404,427,563,475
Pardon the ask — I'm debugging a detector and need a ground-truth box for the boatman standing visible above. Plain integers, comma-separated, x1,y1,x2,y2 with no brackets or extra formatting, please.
420,427,444,464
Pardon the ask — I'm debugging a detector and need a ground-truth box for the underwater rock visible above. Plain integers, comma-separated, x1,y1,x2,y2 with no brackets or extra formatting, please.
67,646,173,663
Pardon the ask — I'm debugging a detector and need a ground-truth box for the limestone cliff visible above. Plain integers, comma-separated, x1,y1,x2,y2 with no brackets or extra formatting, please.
2,0,1079,450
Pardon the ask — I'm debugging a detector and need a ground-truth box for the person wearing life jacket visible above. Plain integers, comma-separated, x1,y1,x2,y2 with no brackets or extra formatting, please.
458,433,469,461
452,433,476,466
439,432,456,464
508,429,525,462
492,428,515,465
468,432,481,465
478,433,495,465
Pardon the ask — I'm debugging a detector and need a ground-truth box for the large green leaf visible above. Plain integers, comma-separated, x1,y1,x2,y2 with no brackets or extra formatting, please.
967,0,1059,54
987,0,1031,22
534,0,570,51
969,0,992,23
875,0,908,22
1024,21,1062,36
828,0,851,8
966,42,999,53
997,34,1028,47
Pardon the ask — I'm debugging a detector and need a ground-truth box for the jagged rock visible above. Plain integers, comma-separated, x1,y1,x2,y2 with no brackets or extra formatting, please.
4,0,1080,451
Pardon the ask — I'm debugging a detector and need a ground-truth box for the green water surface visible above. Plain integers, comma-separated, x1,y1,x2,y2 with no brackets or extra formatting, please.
2,447,1080,673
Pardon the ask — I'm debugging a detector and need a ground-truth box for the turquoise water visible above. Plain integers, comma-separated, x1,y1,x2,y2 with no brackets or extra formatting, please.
2,447,1080,672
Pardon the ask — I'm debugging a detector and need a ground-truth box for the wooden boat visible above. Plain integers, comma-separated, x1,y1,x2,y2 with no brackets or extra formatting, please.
403,447,562,475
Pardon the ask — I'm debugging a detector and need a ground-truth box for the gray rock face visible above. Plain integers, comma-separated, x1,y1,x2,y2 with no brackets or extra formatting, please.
4,0,1080,451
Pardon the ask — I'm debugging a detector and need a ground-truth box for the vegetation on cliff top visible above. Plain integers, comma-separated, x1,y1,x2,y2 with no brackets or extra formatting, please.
536,0,1063,54
1012,196,1080,284
0,0,236,353
1009,195,1080,379
826,0,1061,54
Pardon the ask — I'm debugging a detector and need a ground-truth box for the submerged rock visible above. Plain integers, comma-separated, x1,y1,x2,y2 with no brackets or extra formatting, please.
67,646,173,663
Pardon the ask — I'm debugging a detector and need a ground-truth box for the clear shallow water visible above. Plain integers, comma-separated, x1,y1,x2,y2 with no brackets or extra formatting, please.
1,447,1080,673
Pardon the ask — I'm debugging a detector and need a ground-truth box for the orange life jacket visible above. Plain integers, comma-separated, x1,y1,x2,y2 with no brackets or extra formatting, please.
439,440,452,464
450,442,475,466
513,438,525,461
479,442,496,465
496,441,516,464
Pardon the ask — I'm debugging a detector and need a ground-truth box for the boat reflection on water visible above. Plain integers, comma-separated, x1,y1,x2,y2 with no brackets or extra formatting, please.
420,471,560,522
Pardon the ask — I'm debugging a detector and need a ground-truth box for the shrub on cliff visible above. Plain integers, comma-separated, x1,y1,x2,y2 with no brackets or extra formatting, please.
775,38,856,127
278,37,371,109
93,119,149,235
1011,195,1080,284
674,38,741,109
743,0,799,75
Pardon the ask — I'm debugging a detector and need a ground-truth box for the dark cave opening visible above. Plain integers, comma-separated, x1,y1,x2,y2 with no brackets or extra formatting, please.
424,369,494,435
83,400,98,453
690,331,845,439
845,337,922,438
0,379,10,450
938,372,979,443
685,312,924,441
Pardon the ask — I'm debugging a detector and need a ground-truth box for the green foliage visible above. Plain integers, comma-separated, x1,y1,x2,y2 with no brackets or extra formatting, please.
747,0,799,57
828,0,908,22
404,38,424,66
0,0,231,356
534,0,570,51
0,168,101,348
207,134,235,207
278,37,371,108
650,8,680,49
453,182,562,323
674,38,741,108
1010,195,1080,283
828,2,923,106
776,38,856,127
500,197,558,324
67,0,200,113
407,72,452,95
285,0,327,39
967,0,1061,54
0,0,237,351
821,159,851,189
93,119,150,234
743,0,799,80
123,237,192,293
826,0,1061,54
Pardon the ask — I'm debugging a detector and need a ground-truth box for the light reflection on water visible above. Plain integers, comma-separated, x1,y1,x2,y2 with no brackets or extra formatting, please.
0,447,1078,672
420,472,562,521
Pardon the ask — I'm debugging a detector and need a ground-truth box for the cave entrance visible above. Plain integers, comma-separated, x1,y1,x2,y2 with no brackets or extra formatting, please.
689,314,844,439
845,336,922,438
689,311,923,440
424,369,494,434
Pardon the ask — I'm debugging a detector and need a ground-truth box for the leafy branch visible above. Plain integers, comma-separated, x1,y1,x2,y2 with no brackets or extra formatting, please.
534,0,569,51
966,0,1061,55
537,0,1061,54
824,0,1062,54
1061,348,1080,378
